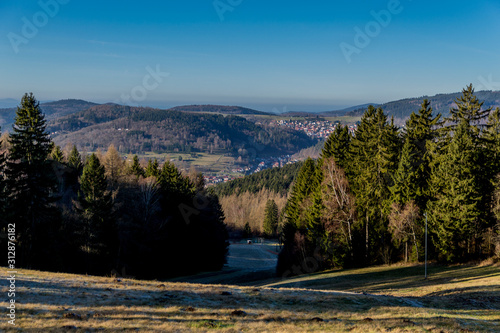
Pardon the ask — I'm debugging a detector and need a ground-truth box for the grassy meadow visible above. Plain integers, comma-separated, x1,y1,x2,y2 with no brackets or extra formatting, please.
1,262,499,332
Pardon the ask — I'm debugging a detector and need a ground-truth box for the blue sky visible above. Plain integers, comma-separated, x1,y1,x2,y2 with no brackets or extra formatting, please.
1,0,500,112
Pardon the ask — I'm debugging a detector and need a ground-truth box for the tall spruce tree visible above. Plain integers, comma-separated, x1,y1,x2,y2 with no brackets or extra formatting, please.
6,93,58,267
348,106,400,262
67,145,83,171
50,145,64,163
428,85,491,261
263,199,279,237
145,158,160,178
402,99,441,210
390,137,419,205
75,153,116,272
484,108,500,183
129,155,145,178
447,84,490,131
321,124,351,169
428,121,482,261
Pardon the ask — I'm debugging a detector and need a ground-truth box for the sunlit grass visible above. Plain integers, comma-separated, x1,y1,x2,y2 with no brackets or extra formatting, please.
1,263,499,332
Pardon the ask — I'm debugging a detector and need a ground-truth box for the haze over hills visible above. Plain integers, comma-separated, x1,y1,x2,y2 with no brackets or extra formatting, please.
47,104,317,156
0,99,98,129
167,104,272,115
346,90,500,119
0,98,19,109
3,89,500,132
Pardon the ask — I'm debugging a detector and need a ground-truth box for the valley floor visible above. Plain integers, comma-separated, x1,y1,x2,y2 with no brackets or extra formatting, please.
0,262,499,332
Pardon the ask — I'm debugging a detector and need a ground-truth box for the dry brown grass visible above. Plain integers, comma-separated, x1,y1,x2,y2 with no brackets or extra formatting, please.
1,264,499,332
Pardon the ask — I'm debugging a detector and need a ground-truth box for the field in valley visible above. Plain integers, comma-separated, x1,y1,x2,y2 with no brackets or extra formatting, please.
1,260,499,332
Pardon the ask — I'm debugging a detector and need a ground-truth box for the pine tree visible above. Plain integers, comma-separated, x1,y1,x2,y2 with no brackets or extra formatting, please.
427,86,493,261
74,153,115,272
403,99,441,210
67,145,83,171
129,155,145,178
145,159,160,178
284,158,318,230
428,121,482,261
158,161,192,197
50,145,64,163
348,106,400,262
321,124,351,169
243,222,252,238
484,108,500,184
447,84,490,131
6,93,58,267
263,199,279,237
390,137,418,205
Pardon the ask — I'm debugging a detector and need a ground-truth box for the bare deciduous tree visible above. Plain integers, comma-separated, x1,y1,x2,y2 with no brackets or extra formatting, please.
388,201,420,262
321,157,356,259
139,176,160,226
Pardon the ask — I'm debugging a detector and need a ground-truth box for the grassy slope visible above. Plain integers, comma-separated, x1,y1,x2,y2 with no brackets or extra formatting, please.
1,263,499,332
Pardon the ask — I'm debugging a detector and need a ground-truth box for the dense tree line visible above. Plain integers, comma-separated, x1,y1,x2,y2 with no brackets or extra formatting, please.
278,85,500,276
214,162,303,197
0,93,228,278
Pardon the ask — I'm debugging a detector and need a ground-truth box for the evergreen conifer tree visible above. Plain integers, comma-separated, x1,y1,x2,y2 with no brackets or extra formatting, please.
427,121,482,261
321,124,351,169
67,145,82,171
50,145,64,163
484,108,500,183
348,106,400,262
6,93,58,266
145,159,160,178
129,155,145,178
390,137,419,205
427,85,492,261
402,100,441,210
75,153,116,272
263,199,279,237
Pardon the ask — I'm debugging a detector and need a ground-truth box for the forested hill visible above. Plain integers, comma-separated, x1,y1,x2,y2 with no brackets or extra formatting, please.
214,162,304,197
0,99,98,129
167,104,272,115
48,104,317,155
346,90,500,119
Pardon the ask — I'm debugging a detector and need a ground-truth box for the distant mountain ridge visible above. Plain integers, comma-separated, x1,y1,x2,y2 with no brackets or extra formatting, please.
0,99,98,130
167,104,272,115
279,104,379,118
47,104,317,156
346,90,500,119
2,89,499,131
0,98,19,109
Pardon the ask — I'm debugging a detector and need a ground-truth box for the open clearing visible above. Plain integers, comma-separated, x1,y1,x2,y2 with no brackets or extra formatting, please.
1,262,499,332
169,242,279,286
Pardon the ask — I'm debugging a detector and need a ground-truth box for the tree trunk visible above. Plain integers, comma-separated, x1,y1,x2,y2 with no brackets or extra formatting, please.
405,241,408,263
365,212,369,260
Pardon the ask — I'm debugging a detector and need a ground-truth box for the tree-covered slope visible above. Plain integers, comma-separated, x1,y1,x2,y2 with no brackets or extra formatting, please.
48,105,317,155
167,104,272,115
347,90,500,120
214,162,304,197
